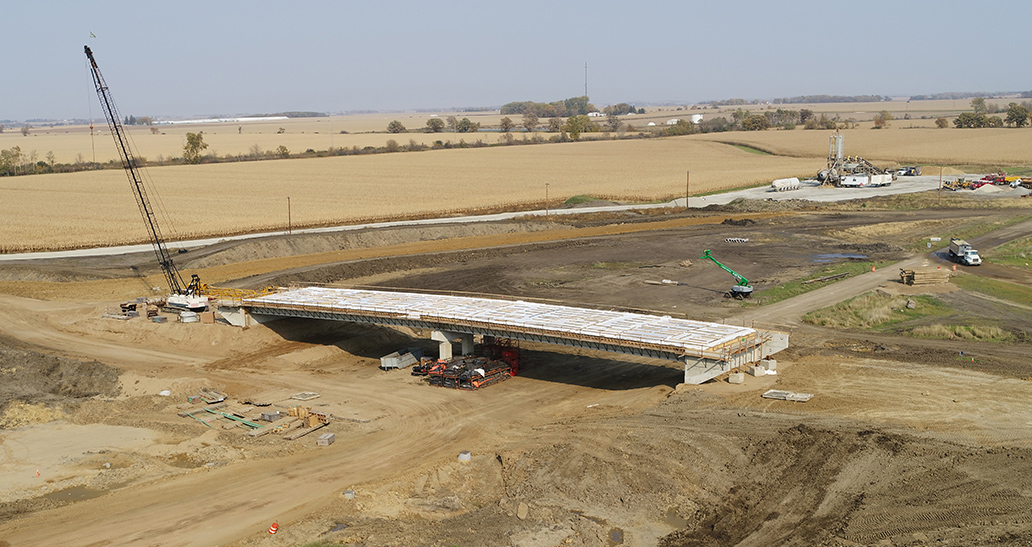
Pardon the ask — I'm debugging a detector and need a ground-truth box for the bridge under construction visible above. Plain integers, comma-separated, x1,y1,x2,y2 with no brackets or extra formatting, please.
236,287,788,384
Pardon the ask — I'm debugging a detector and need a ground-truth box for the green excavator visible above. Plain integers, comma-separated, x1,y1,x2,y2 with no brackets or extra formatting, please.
699,249,753,299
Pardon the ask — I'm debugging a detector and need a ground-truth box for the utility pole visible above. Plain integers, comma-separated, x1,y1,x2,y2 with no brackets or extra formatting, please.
685,170,690,211
287,196,292,234
938,165,942,206
545,183,550,218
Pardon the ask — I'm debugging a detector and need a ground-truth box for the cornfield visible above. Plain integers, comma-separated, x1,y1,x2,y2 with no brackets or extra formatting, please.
692,127,1032,167
0,138,815,252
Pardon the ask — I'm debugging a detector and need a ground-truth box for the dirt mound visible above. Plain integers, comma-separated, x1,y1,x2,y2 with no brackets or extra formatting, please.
184,222,563,270
656,421,1032,547
0,401,66,428
0,347,120,423
721,218,758,226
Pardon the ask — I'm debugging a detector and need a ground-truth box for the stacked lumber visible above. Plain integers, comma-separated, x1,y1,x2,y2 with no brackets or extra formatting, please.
899,267,951,286
289,405,330,427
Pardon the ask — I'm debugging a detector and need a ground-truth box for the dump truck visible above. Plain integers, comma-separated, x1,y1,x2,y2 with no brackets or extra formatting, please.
948,238,981,266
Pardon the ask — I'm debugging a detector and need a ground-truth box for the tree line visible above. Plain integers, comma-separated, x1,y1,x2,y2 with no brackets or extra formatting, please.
952,98,1032,128
500,96,596,118
710,95,889,106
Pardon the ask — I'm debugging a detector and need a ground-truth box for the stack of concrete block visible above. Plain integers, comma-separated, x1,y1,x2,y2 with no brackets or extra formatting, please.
317,433,335,446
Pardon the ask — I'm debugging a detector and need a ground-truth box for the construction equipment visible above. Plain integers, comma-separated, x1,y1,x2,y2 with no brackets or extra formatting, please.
896,166,922,177
816,133,894,186
418,356,514,390
948,238,981,266
85,45,208,311
85,46,279,310
699,249,753,299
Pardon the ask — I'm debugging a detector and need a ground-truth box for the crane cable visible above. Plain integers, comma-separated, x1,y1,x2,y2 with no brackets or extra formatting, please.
85,57,95,164
84,51,184,247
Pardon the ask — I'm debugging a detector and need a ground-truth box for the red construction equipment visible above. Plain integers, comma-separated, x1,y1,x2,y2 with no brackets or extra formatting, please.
411,338,522,390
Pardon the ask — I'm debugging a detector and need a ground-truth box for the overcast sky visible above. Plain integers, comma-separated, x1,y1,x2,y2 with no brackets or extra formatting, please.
4,0,1029,121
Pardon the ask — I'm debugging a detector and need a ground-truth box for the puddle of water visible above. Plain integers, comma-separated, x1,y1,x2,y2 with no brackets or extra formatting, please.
320,522,347,536
665,507,689,529
42,485,105,503
813,253,868,263
572,511,623,545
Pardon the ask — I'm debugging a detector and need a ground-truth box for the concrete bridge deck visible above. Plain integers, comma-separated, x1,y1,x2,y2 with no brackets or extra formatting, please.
240,287,788,384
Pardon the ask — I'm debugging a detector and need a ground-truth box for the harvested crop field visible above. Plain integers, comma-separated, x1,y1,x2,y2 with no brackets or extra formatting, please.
694,127,1032,167
0,138,816,252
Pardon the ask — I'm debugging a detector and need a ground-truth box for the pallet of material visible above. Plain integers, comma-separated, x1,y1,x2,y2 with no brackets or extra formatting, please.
177,403,227,417
761,389,813,402
899,268,951,286
248,418,301,437
284,421,328,440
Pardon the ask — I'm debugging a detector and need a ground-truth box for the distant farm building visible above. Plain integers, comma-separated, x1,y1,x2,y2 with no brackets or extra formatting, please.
691,114,704,123
666,119,681,125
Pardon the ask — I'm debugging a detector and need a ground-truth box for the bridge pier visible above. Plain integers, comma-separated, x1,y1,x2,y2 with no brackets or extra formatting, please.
683,357,731,385
431,330,474,359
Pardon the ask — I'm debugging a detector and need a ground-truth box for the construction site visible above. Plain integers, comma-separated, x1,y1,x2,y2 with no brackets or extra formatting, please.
3,47,1032,547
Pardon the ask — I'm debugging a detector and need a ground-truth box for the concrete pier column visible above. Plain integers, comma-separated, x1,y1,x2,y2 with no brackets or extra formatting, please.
683,356,730,385
431,330,474,359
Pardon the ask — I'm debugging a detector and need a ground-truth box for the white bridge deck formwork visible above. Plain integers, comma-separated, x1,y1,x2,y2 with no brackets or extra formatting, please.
238,287,788,384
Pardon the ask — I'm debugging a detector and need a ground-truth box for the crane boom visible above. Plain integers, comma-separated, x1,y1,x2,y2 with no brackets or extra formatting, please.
699,249,749,286
84,45,188,296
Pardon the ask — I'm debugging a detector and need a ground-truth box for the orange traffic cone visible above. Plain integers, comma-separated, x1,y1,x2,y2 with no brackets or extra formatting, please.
35,470,40,478
871,265,876,272
268,522,279,535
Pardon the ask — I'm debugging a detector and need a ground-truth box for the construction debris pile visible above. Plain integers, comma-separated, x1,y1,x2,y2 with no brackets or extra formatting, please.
899,267,951,286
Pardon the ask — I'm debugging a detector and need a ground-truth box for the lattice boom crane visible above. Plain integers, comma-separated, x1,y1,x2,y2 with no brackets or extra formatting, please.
84,45,207,311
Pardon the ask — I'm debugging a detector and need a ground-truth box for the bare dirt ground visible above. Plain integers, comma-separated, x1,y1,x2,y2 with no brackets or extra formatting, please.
2,193,1032,547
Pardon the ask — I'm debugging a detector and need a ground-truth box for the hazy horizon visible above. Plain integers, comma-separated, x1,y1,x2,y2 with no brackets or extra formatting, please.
4,0,1030,122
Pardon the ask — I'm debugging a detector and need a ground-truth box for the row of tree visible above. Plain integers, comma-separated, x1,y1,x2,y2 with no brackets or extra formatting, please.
1,146,59,176
389,116,484,134
954,99,1032,128
710,95,889,107
500,96,595,118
